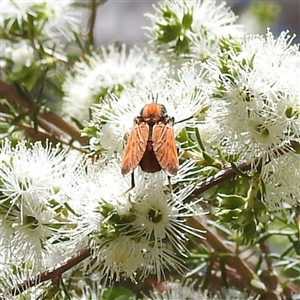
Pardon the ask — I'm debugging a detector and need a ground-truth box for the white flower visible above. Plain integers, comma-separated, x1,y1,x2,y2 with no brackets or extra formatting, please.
261,151,300,209
41,0,81,42
145,0,243,65
1,0,81,43
131,184,203,252
87,61,211,156
2,40,35,73
76,159,133,227
62,45,168,122
90,235,144,284
0,140,87,286
144,279,259,300
141,241,187,282
0,0,33,25
0,140,83,208
144,279,203,300
79,157,204,284
132,190,176,241
206,30,300,166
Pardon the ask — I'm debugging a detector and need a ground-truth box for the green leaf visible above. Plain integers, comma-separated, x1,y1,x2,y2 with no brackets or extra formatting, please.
293,240,300,255
157,23,182,43
162,7,178,21
216,208,242,222
175,35,190,54
235,209,254,226
195,127,205,151
182,11,193,30
242,220,257,243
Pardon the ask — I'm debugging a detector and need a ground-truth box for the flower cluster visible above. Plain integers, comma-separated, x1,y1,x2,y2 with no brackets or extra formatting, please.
85,61,212,157
77,158,204,284
1,0,80,89
62,45,168,122
1,0,80,43
206,30,300,159
0,140,87,289
144,279,259,300
0,139,204,289
202,30,300,207
145,0,243,65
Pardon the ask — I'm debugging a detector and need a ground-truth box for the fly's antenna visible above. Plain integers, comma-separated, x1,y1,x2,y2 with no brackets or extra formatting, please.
150,93,159,104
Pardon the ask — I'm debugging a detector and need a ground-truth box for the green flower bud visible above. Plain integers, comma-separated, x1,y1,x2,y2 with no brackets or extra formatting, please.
216,208,242,222
99,203,115,218
157,23,182,43
218,193,246,209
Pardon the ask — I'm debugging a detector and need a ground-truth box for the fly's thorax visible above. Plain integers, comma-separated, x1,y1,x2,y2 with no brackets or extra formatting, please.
138,103,168,125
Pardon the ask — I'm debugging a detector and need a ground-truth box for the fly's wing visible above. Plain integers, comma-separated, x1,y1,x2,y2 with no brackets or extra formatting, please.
152,120,179,176
121,121,149,175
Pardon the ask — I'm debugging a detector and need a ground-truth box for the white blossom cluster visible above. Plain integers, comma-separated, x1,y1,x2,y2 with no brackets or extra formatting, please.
0,0,81,43
0,140,204,290
86,30,300,209
1,0,300,297
62,45,169,122
86,61,212,157
145,0,243,64
204,30,300,208
0,141,86,286
143,279,259,300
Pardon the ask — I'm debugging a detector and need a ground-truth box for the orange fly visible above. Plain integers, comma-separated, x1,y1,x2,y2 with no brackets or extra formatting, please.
121,103,179,186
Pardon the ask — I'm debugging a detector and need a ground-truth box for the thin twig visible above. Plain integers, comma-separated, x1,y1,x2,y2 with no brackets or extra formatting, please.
18,122,86,152
0,80,89,146
87,0,97,46
192,140,298,198
187,217,263,293
0,248,92,298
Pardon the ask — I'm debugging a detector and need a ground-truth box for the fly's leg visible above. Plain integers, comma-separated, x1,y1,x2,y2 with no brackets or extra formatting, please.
120,173,135,196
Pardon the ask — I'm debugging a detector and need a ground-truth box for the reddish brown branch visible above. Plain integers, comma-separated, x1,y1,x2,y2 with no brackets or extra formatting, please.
0,248,91,298
18,123,85,152
192,140,298,198
0,80,89,146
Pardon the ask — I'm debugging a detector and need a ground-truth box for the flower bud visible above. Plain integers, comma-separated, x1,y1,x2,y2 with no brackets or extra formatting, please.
218,193,246,209
216,208,242,222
